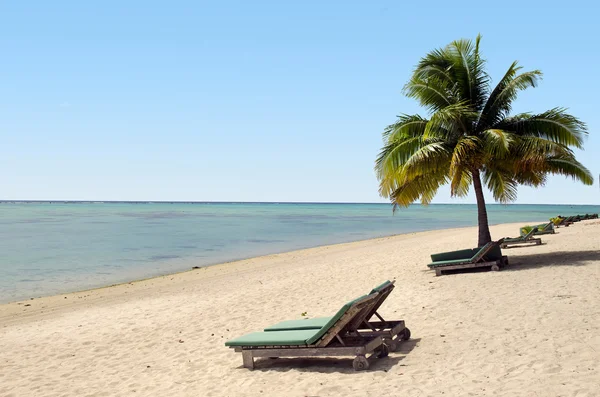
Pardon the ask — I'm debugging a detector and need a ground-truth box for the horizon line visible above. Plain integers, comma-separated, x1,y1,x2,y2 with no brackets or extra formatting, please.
0,200,598,206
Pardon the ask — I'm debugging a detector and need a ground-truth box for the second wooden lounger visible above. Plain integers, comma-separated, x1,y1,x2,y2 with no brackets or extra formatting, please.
428,240,508,276
501,228,542,248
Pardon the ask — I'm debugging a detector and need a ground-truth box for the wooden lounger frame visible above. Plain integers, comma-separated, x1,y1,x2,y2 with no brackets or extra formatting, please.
500,238,542,249
500,229,542,249
235,336,383,371
231,294,386,371
348,282,410,351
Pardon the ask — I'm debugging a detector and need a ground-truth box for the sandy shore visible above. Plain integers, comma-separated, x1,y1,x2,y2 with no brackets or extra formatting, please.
1,220,599,397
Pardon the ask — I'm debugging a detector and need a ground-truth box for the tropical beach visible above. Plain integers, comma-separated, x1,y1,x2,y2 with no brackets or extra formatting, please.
1,219,599,396
3,1,600,396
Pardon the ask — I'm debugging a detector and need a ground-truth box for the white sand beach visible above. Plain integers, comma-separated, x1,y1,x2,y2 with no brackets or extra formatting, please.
1,220,599,397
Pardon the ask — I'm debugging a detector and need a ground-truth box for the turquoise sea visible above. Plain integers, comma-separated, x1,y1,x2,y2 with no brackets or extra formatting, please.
1,202,598,303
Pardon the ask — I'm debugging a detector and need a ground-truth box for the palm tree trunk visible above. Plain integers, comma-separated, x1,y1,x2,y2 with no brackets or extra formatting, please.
472,169,492,247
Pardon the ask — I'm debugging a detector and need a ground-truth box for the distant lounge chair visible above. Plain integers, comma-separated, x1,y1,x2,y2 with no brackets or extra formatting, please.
263,280,411,351
225,293,389,370
427,239,508,276
501,228,542,248
555,216,573,227
521,222,555,236
536,222,555,234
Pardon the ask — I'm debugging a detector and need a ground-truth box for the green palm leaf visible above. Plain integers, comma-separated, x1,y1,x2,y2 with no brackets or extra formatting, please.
478,62,542,129
497,108,587,148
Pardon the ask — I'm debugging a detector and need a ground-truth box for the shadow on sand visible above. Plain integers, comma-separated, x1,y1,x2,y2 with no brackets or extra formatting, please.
503,250,600,272
500,242,548,250
243,338,421,374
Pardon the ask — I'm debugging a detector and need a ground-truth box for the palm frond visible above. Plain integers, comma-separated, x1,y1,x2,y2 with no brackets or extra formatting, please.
449,166,472,197
445,34,489,111
382,114,428,141
450,136,482,172
389,171,450,208
401,142,453,180
482,168,518,203
478,62,542,129
481,129,516,157
424,102,477,139
496,108,587,148
403,76,455,112
544,156,594,185
413,64,454,84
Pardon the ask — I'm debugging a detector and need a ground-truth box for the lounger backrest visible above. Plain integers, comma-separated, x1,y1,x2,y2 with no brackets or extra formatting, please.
522,228,536,240
344,281,395,331
308,293,378,346
364,280,395,320
470,241,495,262
431,248,475,262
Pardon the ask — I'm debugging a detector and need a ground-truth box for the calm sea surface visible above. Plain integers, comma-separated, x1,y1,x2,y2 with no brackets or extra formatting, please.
1,202,598,303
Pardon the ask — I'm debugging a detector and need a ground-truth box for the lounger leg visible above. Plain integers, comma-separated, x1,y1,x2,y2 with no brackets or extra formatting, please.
435,269,442,276
242,350,255,370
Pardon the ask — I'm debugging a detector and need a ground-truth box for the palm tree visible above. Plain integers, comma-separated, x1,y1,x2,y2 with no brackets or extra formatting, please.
376,35,593,247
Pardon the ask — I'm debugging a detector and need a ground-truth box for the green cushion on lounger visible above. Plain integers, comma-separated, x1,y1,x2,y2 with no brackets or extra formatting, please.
505,229,534,243
230,295,369,346
427,258,472,267
430,248,477,262
370,280,392,294
264,281,392,332
264,317,331,331
504,237,524,243
225,329,319,347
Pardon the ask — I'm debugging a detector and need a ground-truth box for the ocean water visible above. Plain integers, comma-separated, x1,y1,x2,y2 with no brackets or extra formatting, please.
1,202,598,303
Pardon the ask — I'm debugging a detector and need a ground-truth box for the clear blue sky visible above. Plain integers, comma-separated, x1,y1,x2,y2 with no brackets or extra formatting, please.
1,0,599,204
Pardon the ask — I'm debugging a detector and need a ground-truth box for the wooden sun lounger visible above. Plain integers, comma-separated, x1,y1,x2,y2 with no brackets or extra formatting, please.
574,214,598,220
427,240,508,276
263,281,411,351
522,222,555,236
225,294,388,370
554,217,572,227
500,229,542,248
535,223,555,235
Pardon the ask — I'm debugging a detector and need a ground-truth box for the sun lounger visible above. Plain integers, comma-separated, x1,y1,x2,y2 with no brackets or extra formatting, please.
521,222,554,236
500,228,542,248
578,213,598,220
554,216,572,227
263,281,411,351
427,240,508,276
225,293,388,370
534,222,555,235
